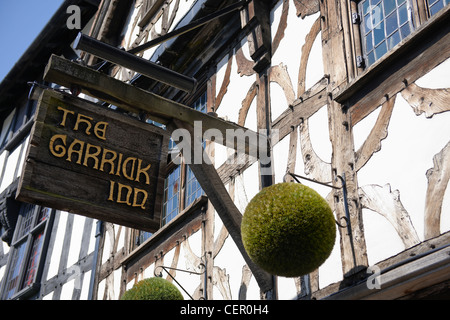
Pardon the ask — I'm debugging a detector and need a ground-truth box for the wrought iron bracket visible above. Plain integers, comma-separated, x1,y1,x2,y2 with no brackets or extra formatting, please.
285,172,357,268
154,263,206,300
284,172,351,229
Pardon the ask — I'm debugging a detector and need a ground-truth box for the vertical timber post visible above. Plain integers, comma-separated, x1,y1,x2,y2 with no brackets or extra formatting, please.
243,0,278,299
321,0,368,277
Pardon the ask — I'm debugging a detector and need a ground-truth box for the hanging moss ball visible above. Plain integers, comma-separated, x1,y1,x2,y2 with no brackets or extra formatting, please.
121,277,184,300
241,182,336,277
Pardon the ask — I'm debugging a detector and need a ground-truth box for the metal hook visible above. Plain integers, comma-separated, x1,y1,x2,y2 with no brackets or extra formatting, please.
285,172,341,189
335,174,357,269
335,216,349,228
153,263,206,300
288,172,357,268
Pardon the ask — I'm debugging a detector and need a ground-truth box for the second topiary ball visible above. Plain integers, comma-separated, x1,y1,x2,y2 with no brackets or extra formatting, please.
241,182,336,277
121,277,184,300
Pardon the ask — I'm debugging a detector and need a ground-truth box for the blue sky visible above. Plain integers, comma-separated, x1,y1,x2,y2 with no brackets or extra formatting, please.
0,0,65,82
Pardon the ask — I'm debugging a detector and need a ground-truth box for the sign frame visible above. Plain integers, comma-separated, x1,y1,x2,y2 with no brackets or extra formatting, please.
16,90,169,232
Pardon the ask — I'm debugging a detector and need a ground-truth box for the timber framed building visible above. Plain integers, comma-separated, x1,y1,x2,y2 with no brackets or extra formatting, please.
1,0,449,300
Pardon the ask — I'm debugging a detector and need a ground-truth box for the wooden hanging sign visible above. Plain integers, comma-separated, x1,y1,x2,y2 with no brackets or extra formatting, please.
16,90,169,232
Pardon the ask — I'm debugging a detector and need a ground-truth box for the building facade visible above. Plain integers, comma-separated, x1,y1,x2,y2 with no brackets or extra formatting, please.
1,0,449,300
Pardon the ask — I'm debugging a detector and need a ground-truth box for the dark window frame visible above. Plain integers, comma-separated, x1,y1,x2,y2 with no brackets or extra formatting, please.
0,204,54,300
353,0,450,70
134,92,207,247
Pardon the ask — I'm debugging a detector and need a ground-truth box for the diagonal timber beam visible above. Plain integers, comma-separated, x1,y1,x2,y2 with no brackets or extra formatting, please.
168,119,274,293
43,55,263,156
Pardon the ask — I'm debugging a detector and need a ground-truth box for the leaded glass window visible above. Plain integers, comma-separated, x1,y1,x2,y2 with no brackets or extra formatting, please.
162,165,181,226
359,0,415,66
1,205,53,300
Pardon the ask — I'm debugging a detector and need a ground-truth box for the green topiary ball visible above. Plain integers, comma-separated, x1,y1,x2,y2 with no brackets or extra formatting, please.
241,182,336,277
121,277,184,300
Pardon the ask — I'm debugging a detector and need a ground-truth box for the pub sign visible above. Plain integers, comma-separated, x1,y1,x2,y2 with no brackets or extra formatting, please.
17,90,169,232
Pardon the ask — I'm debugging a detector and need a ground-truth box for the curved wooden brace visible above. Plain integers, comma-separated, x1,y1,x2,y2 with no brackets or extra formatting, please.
401,83,450,118
424,140,450,239
284,127,299,182
299,116,332,183
271,0,289,56
293,0,320,19
235,46,255,77
181,238,203,274
165,244,181,281
238,81,258,126
298,16,321,98
355,95,396,172
213,266,232,299
238,264,253,300
359,184,420,248
215,53,233,112
267,63,299,181
268,63,296,105
213,225,229,259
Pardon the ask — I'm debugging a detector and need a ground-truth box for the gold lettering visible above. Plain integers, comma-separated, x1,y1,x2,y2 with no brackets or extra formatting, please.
83,143,101,169
49,134,67,158
122,157,137,181
135,159,151,185
115,153,123,177
117,183,133,206
66,139,85,164
133,188,148,209
100,149,117,174
57,106,75,127
94,122,108,140
108,180,148,210
74,113,93,135
108,180,115,202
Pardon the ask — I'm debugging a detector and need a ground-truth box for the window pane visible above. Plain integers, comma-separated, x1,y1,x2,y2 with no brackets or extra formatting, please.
368,51,376,65
429,0,444,15
375,41,388,59
386,12,398,36
374,21,385,45
366,31,374,52
400,23,411,38
387,30,401,49
185,166,204,207
364,13,373,34
384,0,397,15
137,231,152,245
21,231,45,289
398,3,408,24
17,204,35,239
38,207,51,223
3,242,27,299
184,93,206,208
162,166,180,226
374,2,383,25
362,0,371,15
